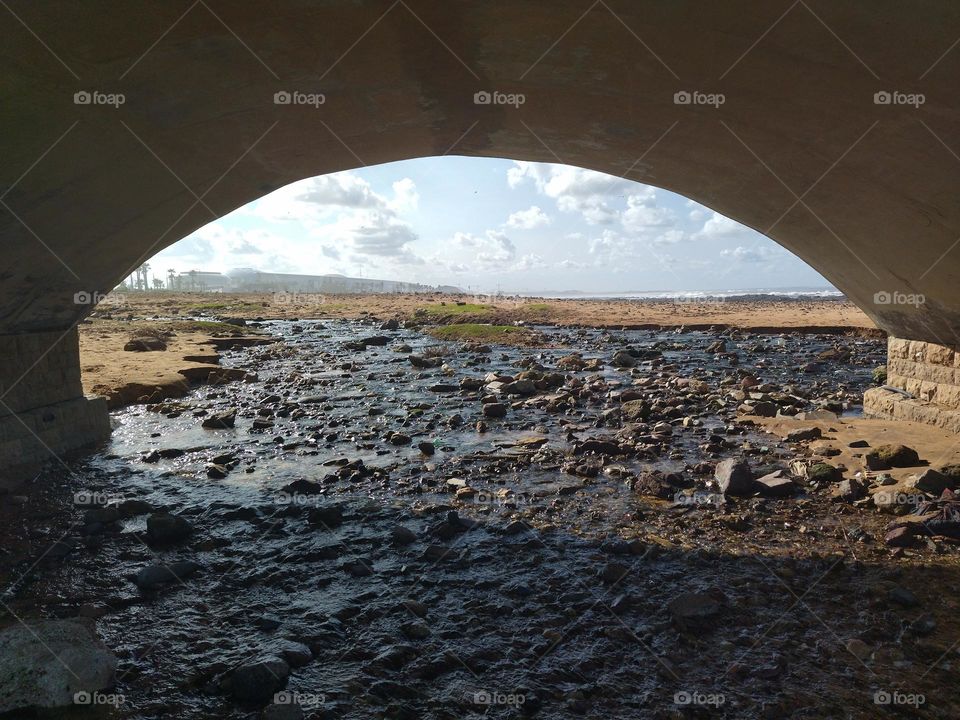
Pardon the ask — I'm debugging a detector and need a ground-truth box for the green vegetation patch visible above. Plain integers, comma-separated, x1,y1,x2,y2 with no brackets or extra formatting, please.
419,303,493,316
427,323,537,344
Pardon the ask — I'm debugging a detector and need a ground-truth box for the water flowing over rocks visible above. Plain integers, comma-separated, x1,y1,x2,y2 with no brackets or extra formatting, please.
3,319,959,718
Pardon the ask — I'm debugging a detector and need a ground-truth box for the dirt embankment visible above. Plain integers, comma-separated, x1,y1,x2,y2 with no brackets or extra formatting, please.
79,319,273,409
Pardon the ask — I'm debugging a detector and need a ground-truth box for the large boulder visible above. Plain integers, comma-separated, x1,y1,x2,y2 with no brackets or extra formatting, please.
0,618,117,713
866,444,920,470
714,459,755,496
228,657,290,702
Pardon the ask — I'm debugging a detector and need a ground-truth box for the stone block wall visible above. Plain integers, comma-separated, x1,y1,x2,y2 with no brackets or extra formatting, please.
0,328,111,489
864,336,960,433
0,329,83,416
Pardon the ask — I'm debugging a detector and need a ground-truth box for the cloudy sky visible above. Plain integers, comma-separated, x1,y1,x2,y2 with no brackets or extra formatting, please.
150,157,832,293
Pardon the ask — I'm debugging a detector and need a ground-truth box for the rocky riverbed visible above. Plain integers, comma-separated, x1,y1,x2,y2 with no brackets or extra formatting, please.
2,319,959,719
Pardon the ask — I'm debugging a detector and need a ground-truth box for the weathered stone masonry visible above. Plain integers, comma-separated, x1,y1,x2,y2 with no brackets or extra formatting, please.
0,329,110,489
864,337,960,433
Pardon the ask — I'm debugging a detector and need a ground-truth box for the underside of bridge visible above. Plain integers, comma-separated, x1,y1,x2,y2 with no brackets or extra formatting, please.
2,0,960,480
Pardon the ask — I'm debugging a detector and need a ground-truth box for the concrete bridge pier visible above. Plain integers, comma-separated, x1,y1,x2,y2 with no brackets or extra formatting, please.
865,337,960,433
0,329,110,489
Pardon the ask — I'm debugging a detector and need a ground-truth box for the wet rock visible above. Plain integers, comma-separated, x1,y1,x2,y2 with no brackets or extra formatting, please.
282,478,323,495
482,403,507,419
502,379,536,395
620,399,650,422
342,559,374,577
371,645,419,672
83,506,121,525
785,427,822,442
572,439,621,456
428,383,458,393
306,505,344,529
380,319,400,331
146,512,194,544
599,562,630,584
360,335,389,346
610,350,637,368
409,355,442,369
417,441,436,456
117,499,153,517
907,468,956,495
135,560,202,589
460,377,484,391
389,433,412,446
668,592,723,630
207,463,229,479
632,471,676,499
391,525,417,545
202,409,237,429
263,702,304,720
0,618,117,714
740,401,777,417
228,657,290,702
866,444,920,470
715,459,755,496
278,642,313,667
755,470,797,498
400,621,431,640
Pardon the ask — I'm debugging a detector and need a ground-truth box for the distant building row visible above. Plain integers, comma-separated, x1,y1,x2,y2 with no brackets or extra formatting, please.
166,268,461,294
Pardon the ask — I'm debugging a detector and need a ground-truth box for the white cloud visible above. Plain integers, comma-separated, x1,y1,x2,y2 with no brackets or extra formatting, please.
720,245,783,263
391,178,419,212
694,211,743,239
506,205,550,229
513,253,547,271
621,189,674,233
508,161,634,226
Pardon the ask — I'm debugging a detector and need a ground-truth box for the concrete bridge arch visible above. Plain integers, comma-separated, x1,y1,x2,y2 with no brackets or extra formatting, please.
2,0,960,477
